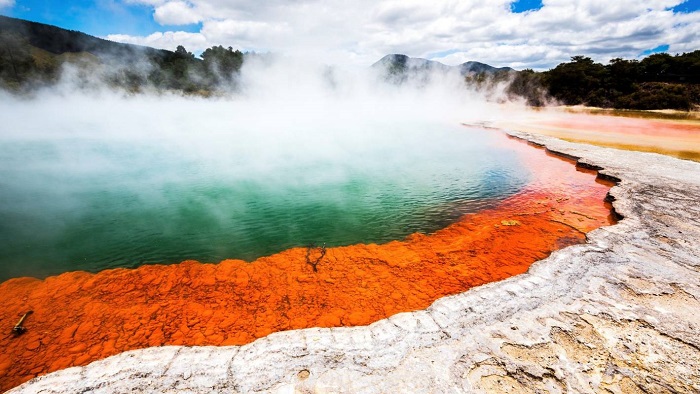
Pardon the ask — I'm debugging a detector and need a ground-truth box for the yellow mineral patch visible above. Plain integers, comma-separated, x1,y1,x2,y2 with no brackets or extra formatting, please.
500,220,521,226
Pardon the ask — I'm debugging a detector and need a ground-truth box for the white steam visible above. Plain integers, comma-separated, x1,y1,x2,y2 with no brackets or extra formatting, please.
1,55,516,177
0,57,536,278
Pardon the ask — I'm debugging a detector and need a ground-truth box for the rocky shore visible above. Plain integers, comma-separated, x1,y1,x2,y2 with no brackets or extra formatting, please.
10,130,700,393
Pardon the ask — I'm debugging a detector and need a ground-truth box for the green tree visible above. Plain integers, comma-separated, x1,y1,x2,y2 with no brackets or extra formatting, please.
0,31,61,89
0,32,36,86
507,69,547,106
670,50,700,83
174,45,194,59
640,53,673,81
544,56,609,106
607,58,640,94
153,44,202,91
201,45,244,85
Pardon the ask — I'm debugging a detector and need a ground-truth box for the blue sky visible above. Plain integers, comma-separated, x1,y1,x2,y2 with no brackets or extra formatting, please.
511,0,544,13
1,0,699,69
672,0,700,13
2,0,200,36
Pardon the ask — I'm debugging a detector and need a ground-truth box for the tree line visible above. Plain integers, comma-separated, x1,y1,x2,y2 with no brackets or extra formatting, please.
0,30,245,94
1,15,699,109
506,51,700,110
0,15,247,94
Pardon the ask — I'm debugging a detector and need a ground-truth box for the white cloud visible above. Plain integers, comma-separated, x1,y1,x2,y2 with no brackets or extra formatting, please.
106,31,207,51
200,19,286,49
153,1,202,25
123,0,166,6
107,0,700,69
0,0,15,9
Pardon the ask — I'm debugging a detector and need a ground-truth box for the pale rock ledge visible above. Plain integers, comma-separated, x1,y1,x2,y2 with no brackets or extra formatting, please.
11,131,700,393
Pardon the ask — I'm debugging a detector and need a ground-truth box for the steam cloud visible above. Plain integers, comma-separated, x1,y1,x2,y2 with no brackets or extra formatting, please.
2,54,520,179
0,56,532,279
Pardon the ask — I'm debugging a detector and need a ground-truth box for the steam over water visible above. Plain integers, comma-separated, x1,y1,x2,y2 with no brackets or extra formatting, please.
0,63,530,281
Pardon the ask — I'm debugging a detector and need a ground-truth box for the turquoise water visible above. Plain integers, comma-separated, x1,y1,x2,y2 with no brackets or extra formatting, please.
0,121,529,281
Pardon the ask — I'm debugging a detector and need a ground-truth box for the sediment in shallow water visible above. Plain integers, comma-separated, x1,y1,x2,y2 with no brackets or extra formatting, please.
499,109,700,161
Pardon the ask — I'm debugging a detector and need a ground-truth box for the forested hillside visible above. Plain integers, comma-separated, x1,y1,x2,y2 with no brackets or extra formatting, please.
0,15,244,94
1,14,699,109
507,53,700,110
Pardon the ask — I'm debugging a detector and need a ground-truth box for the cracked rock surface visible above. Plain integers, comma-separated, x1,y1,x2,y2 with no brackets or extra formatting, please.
11,131,700,393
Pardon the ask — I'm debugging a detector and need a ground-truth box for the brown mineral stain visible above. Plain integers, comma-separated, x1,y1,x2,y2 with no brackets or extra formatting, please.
0,133,616,391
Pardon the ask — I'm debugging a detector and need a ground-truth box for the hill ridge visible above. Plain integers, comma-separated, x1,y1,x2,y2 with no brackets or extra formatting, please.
372,53,514,75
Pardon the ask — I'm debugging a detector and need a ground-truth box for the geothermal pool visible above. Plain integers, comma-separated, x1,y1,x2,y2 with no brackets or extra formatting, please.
0,93,616,391
0,125,615,391
0,120,528,281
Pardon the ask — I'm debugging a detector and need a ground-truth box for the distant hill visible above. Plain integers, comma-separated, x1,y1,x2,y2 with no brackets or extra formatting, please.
372,54,451,73
1,15,697,109
372,54,513,78
0,15,167,59
0,15,243,94
371,52,699,110
460,61,514,74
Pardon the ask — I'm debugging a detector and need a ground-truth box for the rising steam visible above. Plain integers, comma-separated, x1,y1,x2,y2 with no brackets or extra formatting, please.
0,56,534,280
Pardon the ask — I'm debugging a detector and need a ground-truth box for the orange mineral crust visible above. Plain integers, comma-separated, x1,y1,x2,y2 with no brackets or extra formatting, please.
0,134,615,391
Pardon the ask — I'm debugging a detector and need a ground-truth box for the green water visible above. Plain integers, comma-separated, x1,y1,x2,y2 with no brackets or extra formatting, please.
0,121,529,281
